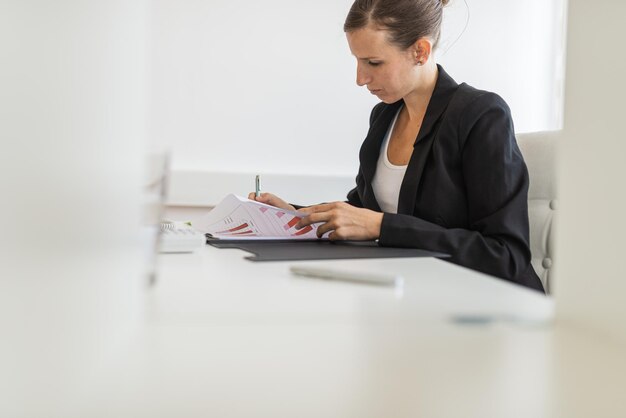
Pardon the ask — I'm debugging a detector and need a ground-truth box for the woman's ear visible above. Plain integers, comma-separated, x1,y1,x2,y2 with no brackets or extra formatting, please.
413,38,433,66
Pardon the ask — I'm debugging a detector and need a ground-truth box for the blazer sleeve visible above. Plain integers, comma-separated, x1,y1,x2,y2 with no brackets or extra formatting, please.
378,93,533,283
346,167,365,208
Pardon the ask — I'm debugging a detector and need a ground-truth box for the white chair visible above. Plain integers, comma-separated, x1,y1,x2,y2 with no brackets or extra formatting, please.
516,131,558,293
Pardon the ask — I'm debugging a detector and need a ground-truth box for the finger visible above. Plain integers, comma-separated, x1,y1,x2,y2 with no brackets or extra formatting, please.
258,193,297,212
257,193,270,202
316,220,338,238
296,211,333,229
300,202,337,215
328,230,345,241
296,207,313,215
255,193,279,205
248,192,270,202
295,214,314,229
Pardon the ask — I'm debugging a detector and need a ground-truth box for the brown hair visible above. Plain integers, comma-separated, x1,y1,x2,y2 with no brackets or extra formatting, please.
344,0,450,50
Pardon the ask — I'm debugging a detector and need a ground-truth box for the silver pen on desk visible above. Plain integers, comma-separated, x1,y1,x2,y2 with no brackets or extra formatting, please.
255,174,261,198
290,265,403,287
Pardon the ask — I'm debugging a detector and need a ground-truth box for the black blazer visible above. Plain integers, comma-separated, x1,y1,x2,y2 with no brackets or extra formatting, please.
346,66,544,292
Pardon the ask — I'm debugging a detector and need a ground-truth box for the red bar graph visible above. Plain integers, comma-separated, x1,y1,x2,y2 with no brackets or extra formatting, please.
216,223,249,234
284,216,300,230
231,230,254,235
293,225,313,236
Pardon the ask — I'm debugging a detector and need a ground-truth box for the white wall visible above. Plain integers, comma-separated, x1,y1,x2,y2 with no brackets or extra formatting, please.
439,0,567,133
150,0,371,178
149,0,567,205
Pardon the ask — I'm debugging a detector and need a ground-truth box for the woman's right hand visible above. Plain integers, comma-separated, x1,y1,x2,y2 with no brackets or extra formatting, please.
247,192,296,212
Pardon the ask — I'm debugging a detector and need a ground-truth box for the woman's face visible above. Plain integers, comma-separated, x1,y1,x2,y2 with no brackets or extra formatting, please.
346,26,418,103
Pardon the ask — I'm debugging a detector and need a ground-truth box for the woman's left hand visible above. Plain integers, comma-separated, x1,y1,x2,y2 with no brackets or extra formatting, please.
295,202,383,241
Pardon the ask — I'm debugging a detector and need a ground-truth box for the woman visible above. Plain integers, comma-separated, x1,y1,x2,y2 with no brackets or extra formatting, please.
249,0,544,292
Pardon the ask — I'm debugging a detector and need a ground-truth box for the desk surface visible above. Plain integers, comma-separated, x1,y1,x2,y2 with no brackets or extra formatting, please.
97,243,626,418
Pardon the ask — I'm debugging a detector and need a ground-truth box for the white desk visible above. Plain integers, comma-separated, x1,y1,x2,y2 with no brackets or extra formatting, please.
93,243,626,418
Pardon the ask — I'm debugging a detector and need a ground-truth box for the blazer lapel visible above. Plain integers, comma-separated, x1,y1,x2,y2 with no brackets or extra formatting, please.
359,100,403,211
397,66,459,215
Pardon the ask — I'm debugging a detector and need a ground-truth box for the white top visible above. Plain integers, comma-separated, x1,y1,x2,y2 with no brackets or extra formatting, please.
372,107,408,214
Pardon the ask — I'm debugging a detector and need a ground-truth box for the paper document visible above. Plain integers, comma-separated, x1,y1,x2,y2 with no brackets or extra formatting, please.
196,194,325,240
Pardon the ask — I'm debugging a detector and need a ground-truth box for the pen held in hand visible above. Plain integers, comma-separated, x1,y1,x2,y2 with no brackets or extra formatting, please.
255,174,261,198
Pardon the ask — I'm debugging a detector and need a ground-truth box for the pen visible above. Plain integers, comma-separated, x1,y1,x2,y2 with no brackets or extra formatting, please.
290,265,403,287
255,174,261,198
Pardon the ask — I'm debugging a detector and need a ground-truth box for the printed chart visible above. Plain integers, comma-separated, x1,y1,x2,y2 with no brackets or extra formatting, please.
196,194,323,240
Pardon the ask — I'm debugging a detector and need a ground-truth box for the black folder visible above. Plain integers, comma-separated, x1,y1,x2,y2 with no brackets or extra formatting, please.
207,239,449,262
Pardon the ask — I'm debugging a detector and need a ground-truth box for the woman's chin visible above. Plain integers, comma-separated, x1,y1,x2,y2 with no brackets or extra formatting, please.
379,95,400,104
370,89,400,104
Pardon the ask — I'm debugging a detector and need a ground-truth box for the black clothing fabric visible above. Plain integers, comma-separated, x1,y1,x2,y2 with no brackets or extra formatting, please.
346,66,544,292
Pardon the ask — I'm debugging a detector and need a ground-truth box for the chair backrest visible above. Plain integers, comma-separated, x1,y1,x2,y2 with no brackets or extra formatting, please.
516,131,558,293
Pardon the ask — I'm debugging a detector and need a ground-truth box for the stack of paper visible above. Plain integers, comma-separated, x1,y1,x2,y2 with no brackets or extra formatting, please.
196,194,325,240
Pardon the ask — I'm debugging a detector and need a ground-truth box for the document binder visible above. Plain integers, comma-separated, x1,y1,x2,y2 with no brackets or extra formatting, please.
207,239,448,262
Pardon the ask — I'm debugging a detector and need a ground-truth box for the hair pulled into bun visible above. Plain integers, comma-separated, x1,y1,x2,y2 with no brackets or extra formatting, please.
345,0,449,49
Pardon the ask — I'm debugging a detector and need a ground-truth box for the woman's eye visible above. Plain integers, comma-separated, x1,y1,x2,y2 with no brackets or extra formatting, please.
368,61,382,67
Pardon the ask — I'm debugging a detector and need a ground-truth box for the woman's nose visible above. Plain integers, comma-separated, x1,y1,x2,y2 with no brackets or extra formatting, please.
356,64,370,86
